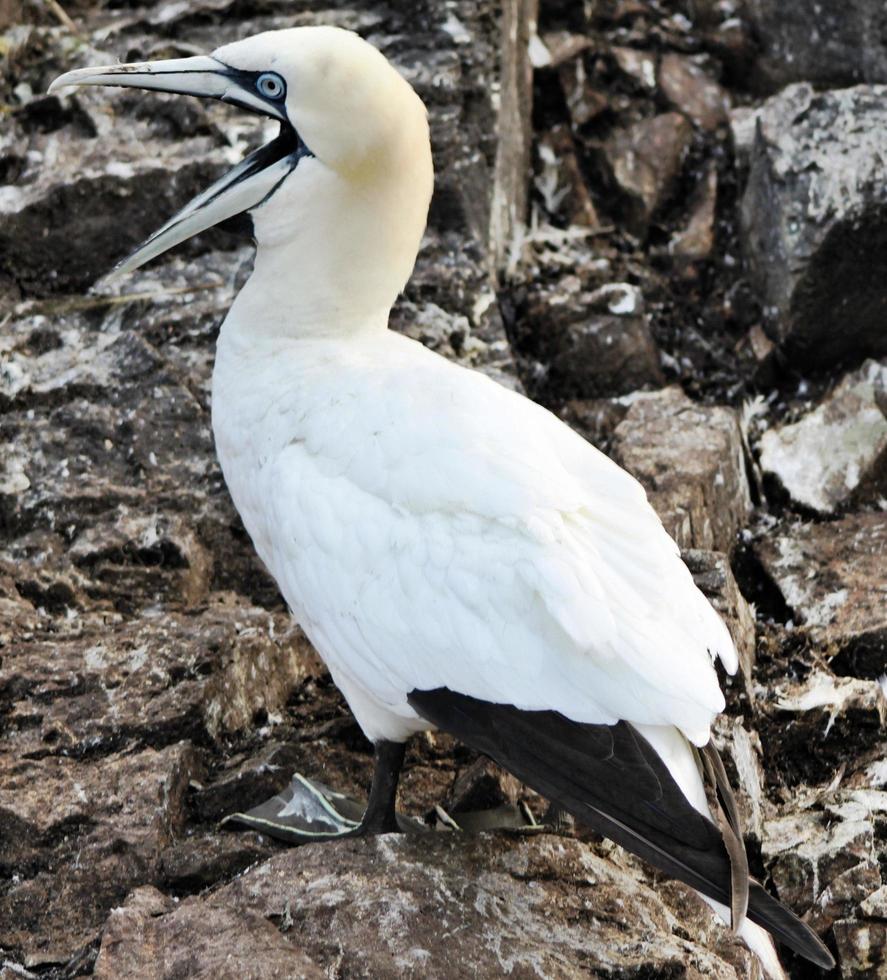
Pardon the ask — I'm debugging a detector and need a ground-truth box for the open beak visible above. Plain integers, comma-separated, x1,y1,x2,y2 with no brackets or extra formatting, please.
49,56,308,278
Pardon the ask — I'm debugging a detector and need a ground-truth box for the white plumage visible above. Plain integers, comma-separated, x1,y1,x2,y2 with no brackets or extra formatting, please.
49,25,835,979
212,326,735,748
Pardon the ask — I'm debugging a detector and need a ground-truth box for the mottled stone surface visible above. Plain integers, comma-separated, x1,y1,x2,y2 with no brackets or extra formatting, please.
745,0,887,91
755,513,887,678
612,387,751,553
91,834,762,980
758,360,887,515
603,112,694,235
740,84,887,369
683,548,756,689
658,53,730,132
515,279,664,402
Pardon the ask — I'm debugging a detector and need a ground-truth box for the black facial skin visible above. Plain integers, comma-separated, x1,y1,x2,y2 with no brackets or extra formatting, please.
217,65,288,117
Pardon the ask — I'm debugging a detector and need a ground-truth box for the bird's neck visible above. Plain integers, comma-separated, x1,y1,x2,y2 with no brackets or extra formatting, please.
225,153,431,341
227,244,392,341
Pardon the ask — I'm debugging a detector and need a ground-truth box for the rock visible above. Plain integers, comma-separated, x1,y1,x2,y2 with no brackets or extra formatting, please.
734,323,778,386
68,509,212,609
94,890,326,980
702,6,756,80
191,741,307,824
712,717,767,844
683,548,757,689
559,397,632,454
745,0,887,91
758,360,887,515
740,84,887,369
612,386,752,552
729,105,759,168
603,112,694,234
536,124,601,227
0,598,314,762
0,96,233,296
516,279,664,403
447,757,522,814
539,31,593,70
658,53,730,131
0,591,323,965
611,45,657,91
202,619,322,738
762,791,886,940
755,514,887,677
159,832,276,894
92,833,761,979
489,0,538,271
767,672,887,787
558,54,608,127
833,919,887,978
0,741,202,966
669,160,718,260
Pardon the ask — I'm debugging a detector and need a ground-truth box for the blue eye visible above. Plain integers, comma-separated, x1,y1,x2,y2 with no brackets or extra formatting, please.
256,72,285,99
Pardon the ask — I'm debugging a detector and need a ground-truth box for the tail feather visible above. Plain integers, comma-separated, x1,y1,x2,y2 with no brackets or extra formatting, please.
407,687,834,971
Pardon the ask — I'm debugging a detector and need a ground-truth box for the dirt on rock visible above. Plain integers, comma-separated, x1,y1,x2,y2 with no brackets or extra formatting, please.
1,1,885,978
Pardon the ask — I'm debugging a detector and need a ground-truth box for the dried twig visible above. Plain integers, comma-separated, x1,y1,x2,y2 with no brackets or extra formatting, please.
44,0,85,41
14,281,224,318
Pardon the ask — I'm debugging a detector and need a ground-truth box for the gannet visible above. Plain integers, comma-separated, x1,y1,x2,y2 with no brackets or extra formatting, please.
50,27,834,976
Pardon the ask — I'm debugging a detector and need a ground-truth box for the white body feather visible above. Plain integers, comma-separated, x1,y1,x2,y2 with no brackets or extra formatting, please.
213,318,736,746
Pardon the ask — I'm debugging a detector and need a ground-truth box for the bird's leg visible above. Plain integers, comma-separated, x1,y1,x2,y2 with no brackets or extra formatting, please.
355,739,407,835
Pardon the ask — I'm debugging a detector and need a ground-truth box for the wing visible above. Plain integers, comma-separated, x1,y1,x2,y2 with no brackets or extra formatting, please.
259,334,736,746
405,688,834,971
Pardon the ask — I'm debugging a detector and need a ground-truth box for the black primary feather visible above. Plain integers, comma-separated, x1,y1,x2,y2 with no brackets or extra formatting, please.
407,687,835,971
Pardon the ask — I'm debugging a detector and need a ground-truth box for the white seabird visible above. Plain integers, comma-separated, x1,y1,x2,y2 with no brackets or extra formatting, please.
50,27,833,977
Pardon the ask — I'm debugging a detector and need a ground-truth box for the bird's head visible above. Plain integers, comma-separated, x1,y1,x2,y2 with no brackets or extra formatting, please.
50,27,433,321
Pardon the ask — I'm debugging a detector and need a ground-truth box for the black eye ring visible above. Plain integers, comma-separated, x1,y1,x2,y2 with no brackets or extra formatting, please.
256,72,286,100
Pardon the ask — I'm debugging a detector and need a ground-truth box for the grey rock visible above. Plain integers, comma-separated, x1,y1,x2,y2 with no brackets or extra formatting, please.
683,548,757,691
669,160,718,261
0,87,234,296
758,360,887,515
447,757,522,814
538,31,593,70
202,614,322,739
658,53,730,132
93,885,326,980
712,716,768,845
92,834,762,979
740,84,887,369
603,112,694,235
516,278,664,403
755,513,887,678
833,919,887,978
745,0,887,91
769,672,887,788
762,791,887,963
0,740,202,966
0,596,321,965
557,53,608,128
558,397,633,455
612,386,752,552
729,105,759,168
536,124,601,228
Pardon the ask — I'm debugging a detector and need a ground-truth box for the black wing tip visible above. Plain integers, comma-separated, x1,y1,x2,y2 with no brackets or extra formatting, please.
747,881,836,970
409,687,837,973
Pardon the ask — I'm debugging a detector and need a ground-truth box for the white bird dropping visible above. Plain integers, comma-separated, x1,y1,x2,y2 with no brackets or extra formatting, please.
50,26,833,977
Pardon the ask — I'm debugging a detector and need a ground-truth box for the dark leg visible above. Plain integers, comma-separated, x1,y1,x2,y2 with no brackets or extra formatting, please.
356,739,407,835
